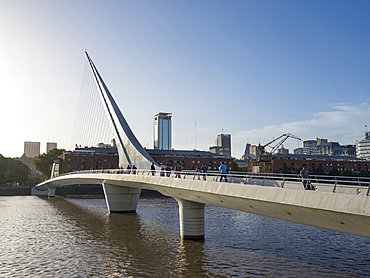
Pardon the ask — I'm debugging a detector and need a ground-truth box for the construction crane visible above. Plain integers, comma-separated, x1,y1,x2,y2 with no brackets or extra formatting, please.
256,133,301,173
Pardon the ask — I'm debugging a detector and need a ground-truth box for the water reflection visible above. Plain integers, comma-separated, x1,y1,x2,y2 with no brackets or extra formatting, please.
176,239,207,277
1,196,368,277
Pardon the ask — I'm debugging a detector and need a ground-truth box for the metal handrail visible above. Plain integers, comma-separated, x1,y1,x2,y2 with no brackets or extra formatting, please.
57,168,370,196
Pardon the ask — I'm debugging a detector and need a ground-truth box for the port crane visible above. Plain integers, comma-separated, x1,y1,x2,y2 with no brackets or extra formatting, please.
256,133,301,173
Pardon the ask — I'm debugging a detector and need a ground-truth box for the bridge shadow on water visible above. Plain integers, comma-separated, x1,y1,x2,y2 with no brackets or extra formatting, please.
42,196,369,277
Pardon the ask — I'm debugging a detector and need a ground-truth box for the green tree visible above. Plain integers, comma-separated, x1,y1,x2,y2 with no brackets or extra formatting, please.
329,167,341,176
280,165,292,174
314,166,326,175
238,165,248,173
342,169,356,177
6,159,31,184
358,169,370,177
233,161,240,172
0,155,6,185
0,155,31,186
33,148,65,178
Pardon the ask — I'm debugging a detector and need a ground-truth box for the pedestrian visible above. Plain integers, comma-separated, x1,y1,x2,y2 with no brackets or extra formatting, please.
219,162,228,182
196,165,201,180
300,164,312,190
151,163,155,176
132,165,137,174
126,164,131,174
175,163,182,178
166,164,172,177
201,163,207,181
160,163,166,177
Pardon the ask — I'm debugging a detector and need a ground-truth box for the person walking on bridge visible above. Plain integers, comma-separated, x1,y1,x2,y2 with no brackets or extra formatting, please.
300,164,312,190
201,163,208,181
219,162,228,182
151,163,155,176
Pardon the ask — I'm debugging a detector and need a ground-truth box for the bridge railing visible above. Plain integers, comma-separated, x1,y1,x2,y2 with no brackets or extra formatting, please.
59,169,370,196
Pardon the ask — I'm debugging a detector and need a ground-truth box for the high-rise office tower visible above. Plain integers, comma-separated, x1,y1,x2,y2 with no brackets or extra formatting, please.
154,112,172,150
24,141,40,158
209,134,232,157
217,134,231,157
46,142,57,153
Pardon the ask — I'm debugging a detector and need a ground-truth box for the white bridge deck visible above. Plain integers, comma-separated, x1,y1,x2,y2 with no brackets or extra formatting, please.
35,170,370,238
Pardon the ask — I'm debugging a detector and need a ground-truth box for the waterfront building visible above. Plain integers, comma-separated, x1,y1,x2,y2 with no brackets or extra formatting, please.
147,148,233,171
356,132,370,160
248,155,368,175
154,112,172,150
294,138,356,157
294,147,310,155
24,141,40,158
58,145,233,173
241,143,260,160
46,142,57,153
210,133,231,157
59,145,119,173
277,146,289,155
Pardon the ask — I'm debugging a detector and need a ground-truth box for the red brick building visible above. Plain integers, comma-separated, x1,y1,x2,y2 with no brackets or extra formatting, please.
59,149,119,173
248,157,369,174
147,149,233,171
58,147,233,174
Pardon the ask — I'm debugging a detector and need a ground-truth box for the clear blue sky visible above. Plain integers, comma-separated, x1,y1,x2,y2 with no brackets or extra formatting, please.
1,0,370,158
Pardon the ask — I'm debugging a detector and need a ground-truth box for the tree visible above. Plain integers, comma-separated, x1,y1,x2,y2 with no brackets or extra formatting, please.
329,167,341,176
0,155,31,186
33,148,65,178
314,166,326,175
342,169,356,177
233,161,240,172
280,165,292,174
358,169,370,177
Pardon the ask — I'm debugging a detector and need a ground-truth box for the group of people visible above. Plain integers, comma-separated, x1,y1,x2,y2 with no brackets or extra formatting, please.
117,162,315,189
150,161,229,182
117,165,137,174
156,163,185,178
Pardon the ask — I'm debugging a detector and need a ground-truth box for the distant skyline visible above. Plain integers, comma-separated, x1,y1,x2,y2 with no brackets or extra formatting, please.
1,0,370,158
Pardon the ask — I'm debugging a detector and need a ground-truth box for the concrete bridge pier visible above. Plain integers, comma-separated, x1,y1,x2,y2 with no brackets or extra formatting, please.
175,198,205,240
48,187,56,198
102,182,141,213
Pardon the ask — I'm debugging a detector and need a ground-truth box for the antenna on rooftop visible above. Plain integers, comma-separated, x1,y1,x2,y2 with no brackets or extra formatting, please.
195,120,197,150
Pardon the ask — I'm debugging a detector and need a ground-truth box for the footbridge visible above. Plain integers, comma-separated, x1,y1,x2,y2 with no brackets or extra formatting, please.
34,52,370,240
35,169,370,240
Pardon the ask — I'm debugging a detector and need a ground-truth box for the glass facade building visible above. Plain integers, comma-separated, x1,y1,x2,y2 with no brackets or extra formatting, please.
154,112,172,150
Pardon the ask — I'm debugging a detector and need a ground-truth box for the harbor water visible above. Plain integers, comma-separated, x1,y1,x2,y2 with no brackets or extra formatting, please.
0,196,369,277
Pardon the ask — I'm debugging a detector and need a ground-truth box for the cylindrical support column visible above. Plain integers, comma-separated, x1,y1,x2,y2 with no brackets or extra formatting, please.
102,182,141,213
48,187,56,198
175,198,205,240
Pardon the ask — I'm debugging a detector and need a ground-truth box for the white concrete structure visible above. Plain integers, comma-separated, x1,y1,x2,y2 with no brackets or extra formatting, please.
36,172,370,239
85,52,157,170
